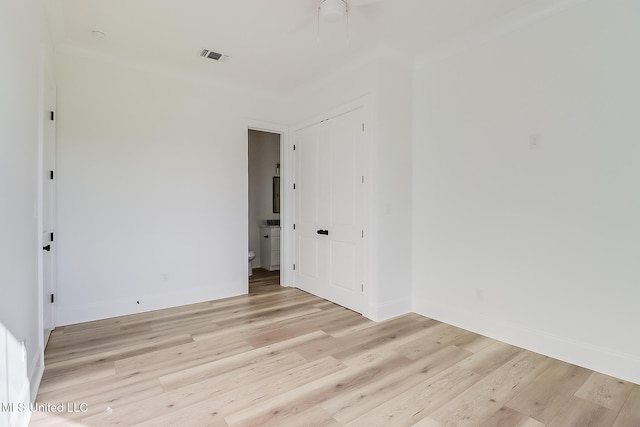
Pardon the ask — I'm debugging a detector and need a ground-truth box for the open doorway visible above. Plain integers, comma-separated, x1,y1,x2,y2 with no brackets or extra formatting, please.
248,130,281,287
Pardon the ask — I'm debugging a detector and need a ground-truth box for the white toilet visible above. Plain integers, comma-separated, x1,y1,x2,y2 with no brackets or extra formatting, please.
248,250,256,276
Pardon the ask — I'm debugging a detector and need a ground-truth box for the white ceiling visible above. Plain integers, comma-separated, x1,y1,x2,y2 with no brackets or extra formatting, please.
44,0,540,97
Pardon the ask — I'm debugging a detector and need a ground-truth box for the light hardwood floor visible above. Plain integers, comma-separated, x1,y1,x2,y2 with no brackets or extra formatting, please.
32,269,640,426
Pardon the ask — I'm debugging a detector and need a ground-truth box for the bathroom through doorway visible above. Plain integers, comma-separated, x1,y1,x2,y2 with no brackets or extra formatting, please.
247,129,282,280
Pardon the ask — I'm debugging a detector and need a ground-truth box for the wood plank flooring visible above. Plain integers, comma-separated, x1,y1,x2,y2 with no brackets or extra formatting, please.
31,269,640,426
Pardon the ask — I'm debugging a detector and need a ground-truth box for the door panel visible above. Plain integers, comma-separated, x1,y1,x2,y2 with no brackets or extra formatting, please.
299,129,318,225
295,122,323,296
299,236,318,278
325,108,364,312
330,129,357,226
330,241,356,290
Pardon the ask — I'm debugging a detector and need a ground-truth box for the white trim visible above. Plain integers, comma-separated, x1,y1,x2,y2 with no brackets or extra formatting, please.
9,377,32,427
368,298,412,322
413,298,640,385
246,120,291,287
36,45,46,366
56,284,243,326
292,94,372,134
415,0,591,69
34,46,54,407
28,347,44,401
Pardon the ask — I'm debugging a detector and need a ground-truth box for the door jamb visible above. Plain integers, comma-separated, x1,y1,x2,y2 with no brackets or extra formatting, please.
246,120,291,288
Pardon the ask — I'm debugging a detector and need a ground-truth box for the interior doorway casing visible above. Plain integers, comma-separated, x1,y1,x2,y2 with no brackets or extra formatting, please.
246,121,291,289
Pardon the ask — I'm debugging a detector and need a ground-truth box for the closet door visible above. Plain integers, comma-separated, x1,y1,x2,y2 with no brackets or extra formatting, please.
295,122,325,298
324,108,365,313
295,107,366,313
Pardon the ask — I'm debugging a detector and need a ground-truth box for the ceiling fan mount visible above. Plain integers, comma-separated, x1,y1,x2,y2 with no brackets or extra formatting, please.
319,0,348,23
289,0,384,37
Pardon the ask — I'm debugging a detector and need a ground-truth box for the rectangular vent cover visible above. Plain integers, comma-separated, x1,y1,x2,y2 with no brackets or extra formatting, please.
200,49,228,62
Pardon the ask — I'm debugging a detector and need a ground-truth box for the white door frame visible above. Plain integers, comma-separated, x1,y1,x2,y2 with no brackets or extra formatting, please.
246,120,292,288
291,95,373,318
38,55,57,351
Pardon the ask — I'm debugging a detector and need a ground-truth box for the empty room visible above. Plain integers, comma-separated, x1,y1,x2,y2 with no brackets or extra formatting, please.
1,0,639,426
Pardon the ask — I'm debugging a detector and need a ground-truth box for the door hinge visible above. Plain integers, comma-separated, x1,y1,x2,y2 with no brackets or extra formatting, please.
361,230,364,238
50,232,54,242
362,123,365,132
361,175,365,184
49,170,54,180
293,144,296,151
50,294,55,303
361,284,364,292
293,263,296,271
293,224,296,230
293,183,296,190
50,111,55,121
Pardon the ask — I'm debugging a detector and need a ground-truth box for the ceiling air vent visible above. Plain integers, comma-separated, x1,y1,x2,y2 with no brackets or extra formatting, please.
200,49,229,62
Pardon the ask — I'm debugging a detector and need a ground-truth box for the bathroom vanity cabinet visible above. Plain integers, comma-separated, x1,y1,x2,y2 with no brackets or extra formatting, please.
259,226,280,271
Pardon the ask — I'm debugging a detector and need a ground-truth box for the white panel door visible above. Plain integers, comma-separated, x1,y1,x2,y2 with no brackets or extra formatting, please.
325,109,364,312
42,70,56,345
295,122,324,298
295,107,365,313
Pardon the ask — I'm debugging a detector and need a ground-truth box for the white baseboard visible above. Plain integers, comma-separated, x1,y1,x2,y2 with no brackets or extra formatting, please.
28,345,45,401
9,378,32,427
413,298,640,385
56,284,245,326
368,297,411,322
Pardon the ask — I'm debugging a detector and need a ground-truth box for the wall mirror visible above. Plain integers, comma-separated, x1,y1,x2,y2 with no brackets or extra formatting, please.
273,176,280,213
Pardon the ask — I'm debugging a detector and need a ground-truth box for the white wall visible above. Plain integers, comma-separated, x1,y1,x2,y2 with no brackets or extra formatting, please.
54,52,288,325
0,0,54,423
412,0,640,383
53,45,414,327
373,61,413,320
289,53,414,320
248,130,280,268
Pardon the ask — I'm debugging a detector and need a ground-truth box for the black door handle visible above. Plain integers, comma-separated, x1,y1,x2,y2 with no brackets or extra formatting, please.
43,245,51,251
317,229,329,235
